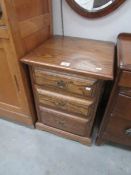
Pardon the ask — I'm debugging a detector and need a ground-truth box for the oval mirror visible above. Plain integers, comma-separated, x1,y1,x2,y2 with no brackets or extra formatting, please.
66,0,126,18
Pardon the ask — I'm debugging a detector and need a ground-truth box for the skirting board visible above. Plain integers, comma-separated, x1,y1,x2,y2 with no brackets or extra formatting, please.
0,107,34,128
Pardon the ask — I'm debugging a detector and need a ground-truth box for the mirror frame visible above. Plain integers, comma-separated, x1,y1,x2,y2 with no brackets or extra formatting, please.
66,0,126,18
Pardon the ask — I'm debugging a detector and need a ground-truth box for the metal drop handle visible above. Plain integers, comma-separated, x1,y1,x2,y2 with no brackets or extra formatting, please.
125,128,131,136
58,121,65,127
57,80,66,88
56,101,66,107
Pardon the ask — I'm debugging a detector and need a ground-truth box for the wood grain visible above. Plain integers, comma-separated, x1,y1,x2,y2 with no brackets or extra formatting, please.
28,65,105,145
0,26,9,38
13,0,49,21
36,122,92,146
0,0,52,126
111,94,131,121
119,71,131,88
39,106,90,137
97,33,131,147
0,40,19,107
118,33,131,71
66,0,126,18
119,87,131,97
19,14,50,38
33,67,98,98
104,117,131,146
22,36,114,145
21,36,115,80
36,87,94,118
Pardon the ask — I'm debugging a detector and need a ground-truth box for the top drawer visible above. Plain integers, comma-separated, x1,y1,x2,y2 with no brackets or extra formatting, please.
33,68,98,98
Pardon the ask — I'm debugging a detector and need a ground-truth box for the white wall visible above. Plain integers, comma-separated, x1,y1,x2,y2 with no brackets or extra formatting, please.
52,0,131,42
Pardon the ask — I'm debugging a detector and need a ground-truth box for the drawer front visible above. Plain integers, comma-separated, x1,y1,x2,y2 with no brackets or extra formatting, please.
39,106,90,136
112,94,131,121
33,68,98,98
36,87,94,118
119,71,131,88
105,117,131,146
119,87,131,97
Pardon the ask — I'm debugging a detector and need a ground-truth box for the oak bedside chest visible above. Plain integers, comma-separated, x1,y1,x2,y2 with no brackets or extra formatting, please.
21,36,115,145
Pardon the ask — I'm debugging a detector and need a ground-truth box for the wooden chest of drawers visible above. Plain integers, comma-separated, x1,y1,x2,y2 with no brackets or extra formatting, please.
21,36,114,145
97,33,131,147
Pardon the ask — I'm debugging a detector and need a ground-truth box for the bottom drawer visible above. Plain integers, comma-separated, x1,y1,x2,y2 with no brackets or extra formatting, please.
104,117,131,146
39,106,90,137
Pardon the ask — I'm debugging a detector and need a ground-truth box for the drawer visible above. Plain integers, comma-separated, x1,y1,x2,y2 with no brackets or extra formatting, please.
105,117,131,146
33,68,98,98
111,94,131,121
36,87,94,118
119,71,131,88
119,87,131,97
39,106,90,137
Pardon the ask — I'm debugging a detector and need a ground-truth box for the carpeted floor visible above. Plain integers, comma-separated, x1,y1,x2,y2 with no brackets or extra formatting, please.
0,119,130,175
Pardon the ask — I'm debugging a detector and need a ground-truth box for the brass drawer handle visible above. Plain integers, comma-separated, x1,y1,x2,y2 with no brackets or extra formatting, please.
56,101,66,107
58,121,66,127
125,128,131,136
56,80,66,89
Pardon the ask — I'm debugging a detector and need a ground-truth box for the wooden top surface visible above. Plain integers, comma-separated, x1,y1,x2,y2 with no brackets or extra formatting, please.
118,33,131,71
21,36,115,80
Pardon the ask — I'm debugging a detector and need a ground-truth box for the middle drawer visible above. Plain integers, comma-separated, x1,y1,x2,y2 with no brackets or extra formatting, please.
111,93,131,121
33,68,98,98
35,87,94,118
